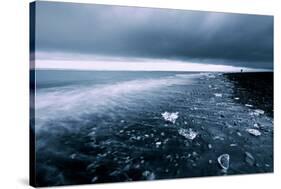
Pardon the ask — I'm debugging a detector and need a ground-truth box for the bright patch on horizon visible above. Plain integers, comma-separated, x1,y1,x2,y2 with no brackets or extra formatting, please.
35,58,266,72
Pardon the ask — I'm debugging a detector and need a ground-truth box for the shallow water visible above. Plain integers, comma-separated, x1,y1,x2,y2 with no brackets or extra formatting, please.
34,70,273,186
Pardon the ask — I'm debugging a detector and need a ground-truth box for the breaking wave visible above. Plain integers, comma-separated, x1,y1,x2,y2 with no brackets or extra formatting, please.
35,73,202,131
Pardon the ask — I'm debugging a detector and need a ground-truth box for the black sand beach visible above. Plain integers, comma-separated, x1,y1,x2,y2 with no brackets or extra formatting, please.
225,72,273,117
34,71,273,186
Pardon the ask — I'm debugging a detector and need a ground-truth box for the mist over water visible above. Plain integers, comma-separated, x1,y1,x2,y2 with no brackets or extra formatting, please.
35,71,202,131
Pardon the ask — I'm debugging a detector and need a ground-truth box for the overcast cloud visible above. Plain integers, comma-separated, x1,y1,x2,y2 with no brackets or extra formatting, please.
33,1,273,69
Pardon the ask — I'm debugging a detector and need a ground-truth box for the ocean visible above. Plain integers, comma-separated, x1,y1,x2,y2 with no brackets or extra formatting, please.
33,70,273,186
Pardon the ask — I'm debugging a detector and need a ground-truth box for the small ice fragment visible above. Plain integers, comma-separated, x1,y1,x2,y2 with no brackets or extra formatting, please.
70,153,76,159
163,138,169,144
192,151,198,157
214,93,222,97
155,141,161,148
178,128,198,140
109,170,120,176
237,132,242,137
245,152,255,166
147,173,155,180
209,160,213,164
120,120,125,123
142,171,155,180
254,109,265,115
245,104,253,107
207,74,216,78
246,128,261,136
144,134,149,138
230,144,238,147
91,176,98,183
88,131,96,137
208,144,212,149
213,136,224,141
217,154,230,170
234,97,240,100
265,164,270,167
161,112,179,124
254,123,259,128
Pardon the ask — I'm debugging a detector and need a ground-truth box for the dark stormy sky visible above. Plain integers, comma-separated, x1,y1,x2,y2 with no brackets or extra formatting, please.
34,1,273,70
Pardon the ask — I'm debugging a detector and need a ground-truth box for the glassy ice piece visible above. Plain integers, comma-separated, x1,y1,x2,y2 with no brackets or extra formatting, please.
178,128,198,140
217,154,230,170
246,128,261,136
214,93,222,97
254,109,265,115
245,152,255,166
245,104,253,107
161,112,179,124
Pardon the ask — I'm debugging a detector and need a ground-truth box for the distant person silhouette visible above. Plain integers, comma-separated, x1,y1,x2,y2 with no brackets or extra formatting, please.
241,69,243,72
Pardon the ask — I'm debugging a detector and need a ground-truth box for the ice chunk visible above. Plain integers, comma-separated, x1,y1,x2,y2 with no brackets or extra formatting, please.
161,112,179,124
142,171,155,180
214,93,222,97
207,74,216,78
245,152,255,166
234,97,240,100
246,128,261,136
178,128,198,140
155,141,161,148
213,136,225,141
254,109,265,115
217,154,230,170
70,153,76,159
91,176,98,183
245,104,253,107
237,132,242,137
254,123,259,128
